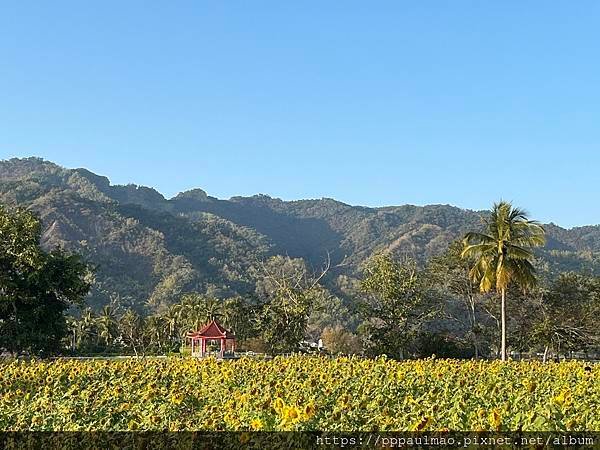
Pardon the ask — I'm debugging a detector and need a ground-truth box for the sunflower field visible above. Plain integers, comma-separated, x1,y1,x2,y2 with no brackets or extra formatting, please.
0,356,597,431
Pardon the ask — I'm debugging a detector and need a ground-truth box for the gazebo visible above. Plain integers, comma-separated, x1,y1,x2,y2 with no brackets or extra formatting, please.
186,319,235,358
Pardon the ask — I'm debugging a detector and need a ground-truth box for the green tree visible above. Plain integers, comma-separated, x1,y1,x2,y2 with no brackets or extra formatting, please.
96,305,118,348
0,206,91,355
221,296,256,344
161,304,181,346
358,253,438,359
428,241,481,357
462,201,545,361
73,308,98,351
177,293,224,334
118,309,144,356
530,273,599,361
254,256,329,354
143,315,168,353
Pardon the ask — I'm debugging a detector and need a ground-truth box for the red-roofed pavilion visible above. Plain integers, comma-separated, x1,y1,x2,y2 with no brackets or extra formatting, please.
186,319,235,358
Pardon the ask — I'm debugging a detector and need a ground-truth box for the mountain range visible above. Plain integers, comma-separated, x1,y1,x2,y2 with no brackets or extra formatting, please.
1,157,599,313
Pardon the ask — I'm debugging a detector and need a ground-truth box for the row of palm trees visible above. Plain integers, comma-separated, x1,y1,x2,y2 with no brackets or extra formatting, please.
67,293,242,355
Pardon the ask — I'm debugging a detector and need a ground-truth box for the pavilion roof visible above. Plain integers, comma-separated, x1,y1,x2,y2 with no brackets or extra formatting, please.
187,319,234,339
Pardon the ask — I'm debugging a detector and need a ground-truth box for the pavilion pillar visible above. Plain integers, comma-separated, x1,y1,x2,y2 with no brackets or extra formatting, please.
201,338,206,357
231,339,235,355
220,338,225,358
191,338,194,356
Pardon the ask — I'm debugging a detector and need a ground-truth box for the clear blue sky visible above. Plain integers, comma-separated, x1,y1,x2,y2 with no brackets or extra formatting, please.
1,2,599,228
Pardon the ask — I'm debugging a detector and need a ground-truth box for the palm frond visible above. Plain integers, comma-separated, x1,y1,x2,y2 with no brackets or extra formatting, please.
508,206,529,222
461,200,545,293
506,244,534,260
463,232,495,245
506,258,538,290
461,242,496,259
480,260,495,292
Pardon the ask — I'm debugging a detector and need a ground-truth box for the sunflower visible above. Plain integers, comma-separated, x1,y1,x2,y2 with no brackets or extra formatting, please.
250,418,264,430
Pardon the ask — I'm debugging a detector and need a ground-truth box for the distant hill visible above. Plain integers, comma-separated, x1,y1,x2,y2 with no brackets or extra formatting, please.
1,157,599,312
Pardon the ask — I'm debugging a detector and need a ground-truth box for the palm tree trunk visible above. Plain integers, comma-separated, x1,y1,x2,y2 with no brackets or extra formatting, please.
501,288,507,362
469,301,479,359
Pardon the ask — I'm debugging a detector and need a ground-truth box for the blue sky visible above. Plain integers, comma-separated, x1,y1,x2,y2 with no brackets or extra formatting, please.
1,2,599,228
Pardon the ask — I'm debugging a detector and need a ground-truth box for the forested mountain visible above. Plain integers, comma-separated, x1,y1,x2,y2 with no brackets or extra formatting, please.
1,157,599,313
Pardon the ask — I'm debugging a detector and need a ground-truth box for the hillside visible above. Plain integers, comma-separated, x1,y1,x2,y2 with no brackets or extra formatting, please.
1,157,599,312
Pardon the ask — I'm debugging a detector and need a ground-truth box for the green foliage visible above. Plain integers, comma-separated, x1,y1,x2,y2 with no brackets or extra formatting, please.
67,292,259,356
358,253,439,358
0,206,91,355
428,240,488,357
253,256,328,354
529,273,600,357
414,332,475,359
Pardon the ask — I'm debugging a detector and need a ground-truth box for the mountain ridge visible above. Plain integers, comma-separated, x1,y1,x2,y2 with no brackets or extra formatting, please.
1,156,599,312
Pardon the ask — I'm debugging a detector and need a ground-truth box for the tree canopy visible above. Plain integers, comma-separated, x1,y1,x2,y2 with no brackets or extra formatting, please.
0,206,91,354
359,253,439,359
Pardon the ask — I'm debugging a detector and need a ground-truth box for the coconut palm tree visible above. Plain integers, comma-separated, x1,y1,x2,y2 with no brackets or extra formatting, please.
119,309,143,356
162,305,180,345
76,308,97,350
96,305,118,348
178,293,224,333
66,316,78,352
461,201,545,361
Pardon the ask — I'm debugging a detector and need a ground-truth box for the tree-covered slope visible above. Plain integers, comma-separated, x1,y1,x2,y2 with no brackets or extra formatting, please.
0,158,271,312
1,157,599,312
